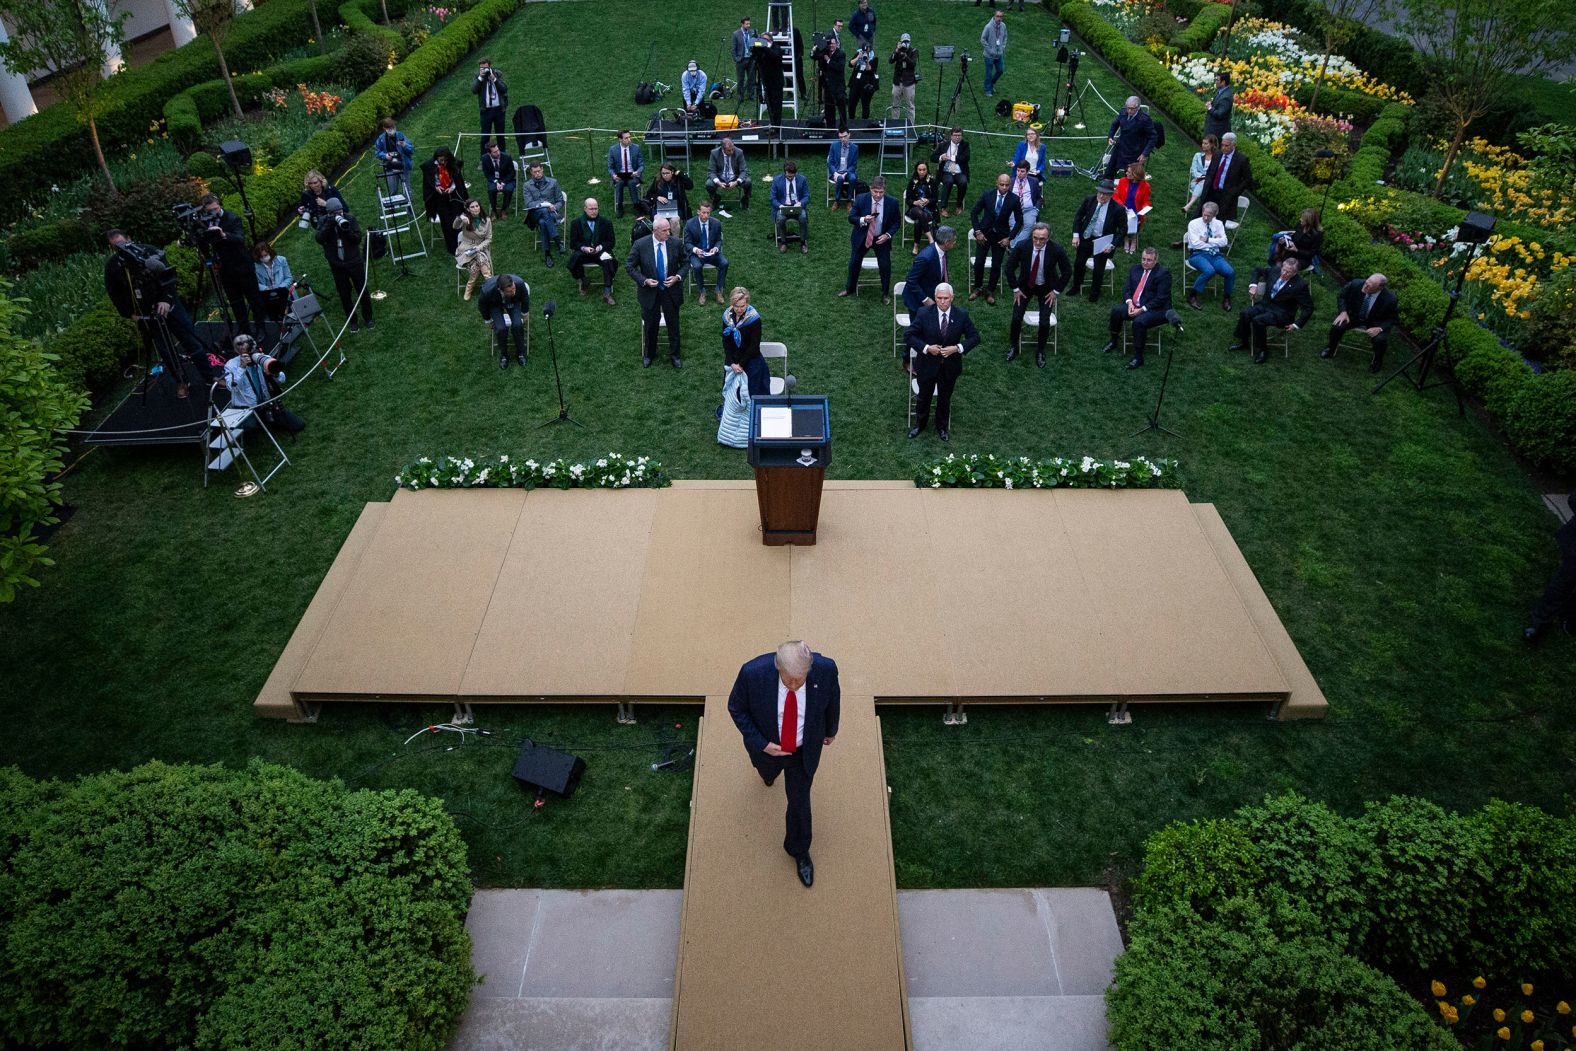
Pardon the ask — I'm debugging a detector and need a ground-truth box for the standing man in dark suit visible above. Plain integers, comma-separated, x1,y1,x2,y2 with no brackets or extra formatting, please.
1323,272,1397,372
472,58,508,150
1106,96,1158,177
903,226,955,317
818,34,849,131
198,193,264,337
1102,246,1172,369
733,17,757,102
906,282,981,441
727,641,841,888
1005,223,1069,368
568,197,618,305
755,32,786,129
839,175,900,302
968,172,1023,305
1204,71,1233,140
625,217,686,369
1068,179,1128,302
1231,257,1314,364
1202,132,1251,222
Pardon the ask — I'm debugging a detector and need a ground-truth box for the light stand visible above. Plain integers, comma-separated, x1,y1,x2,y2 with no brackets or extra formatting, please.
1048,27,1072,137
1313,148,1337,221
218,139,260,242
1129,311,1186,439
930,45,956,129
538,299,582,429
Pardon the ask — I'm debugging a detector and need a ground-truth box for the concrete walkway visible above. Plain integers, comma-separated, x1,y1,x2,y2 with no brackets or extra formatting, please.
448,888,1122,1051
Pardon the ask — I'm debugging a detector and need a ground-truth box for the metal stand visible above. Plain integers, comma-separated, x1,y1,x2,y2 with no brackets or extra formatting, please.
1129,318,1184,439
1371,235,1482,415
942,701,967,725
539,303,582,428
451,701,476,726
616,701,638,725
1106,701,1132,725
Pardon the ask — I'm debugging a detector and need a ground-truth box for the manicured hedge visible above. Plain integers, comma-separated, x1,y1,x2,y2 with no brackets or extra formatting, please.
1055,0,1575,472
1110,792,1576,1050
0,0,321,226
339,0,408,59
1171,3,1232,56
0,759,476,1049
164,54,339,149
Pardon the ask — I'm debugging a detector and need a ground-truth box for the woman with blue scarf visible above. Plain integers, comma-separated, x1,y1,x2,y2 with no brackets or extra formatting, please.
722,286,766,395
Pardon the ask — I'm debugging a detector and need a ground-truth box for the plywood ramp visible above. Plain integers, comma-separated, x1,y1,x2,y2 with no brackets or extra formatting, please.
671,696,910,1051
1192,503,1329,720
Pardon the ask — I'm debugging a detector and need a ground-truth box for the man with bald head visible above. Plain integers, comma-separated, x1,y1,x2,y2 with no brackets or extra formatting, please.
1106,95,1157,176
1325,272,1397,372
569,198,617,305
728,641,841,888
626,216,686,368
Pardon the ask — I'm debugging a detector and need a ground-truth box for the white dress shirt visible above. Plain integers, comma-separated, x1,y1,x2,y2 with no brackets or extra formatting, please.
776,677,805,748
1186,216,1228,254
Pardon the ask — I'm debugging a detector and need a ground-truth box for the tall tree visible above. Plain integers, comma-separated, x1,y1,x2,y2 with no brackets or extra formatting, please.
308,0,325,54
0,0,128,191
1398,0,1576,197
1307,0,1388,112
174,0,243,119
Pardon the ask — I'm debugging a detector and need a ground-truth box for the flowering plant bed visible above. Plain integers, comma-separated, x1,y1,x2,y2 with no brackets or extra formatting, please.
394,453,671,490
914,453,1179,490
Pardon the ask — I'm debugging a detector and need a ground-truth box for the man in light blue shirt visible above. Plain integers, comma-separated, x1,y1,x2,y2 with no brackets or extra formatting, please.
681,60,709,113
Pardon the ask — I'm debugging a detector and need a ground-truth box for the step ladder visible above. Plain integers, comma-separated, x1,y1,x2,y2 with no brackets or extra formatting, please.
766,1,799,120
880,100,911,242
374,168,428,263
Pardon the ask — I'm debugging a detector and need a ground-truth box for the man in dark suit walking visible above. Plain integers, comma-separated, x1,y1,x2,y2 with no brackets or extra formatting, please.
902,226,956,317
727,641,841,888
625,217,686,369
839,176,901,301
905,282,981,442
1005,223,1069,368
968,172,1023,305
1202,132,1251,222
1068,179,1128,303
1323,272,1397,372
1230,257,1314,364
1102,246,1173,369
1106,95,1158,176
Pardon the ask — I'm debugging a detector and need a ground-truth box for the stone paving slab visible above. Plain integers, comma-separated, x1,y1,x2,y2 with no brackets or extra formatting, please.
908,996,1113,1051
449,997,671,1051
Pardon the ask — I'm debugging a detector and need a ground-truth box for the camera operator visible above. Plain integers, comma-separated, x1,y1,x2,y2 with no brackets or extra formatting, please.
313,198,375,333
199,193,264,336
848,41,880,120
472,58,509,150
298,170,342,225
223,333,304,432
374,117,416,205
753,33,786,129
104,228,217,399
816,32,849,131
889,33,917,124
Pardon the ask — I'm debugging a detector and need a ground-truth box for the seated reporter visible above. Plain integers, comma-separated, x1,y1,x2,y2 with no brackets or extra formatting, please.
932,126,970,216
1184,200,1235,310
1270,207,1323,270
1230,257,1314,365
478,272,529,369
685,200,730,306
520,161,565,267
707,138,752,213
314,198,375,333
1324,273,1397,373
1113,160,1150,255
905,282,980,443
422,147,469,255
252,243,293,324
904,160,938,254
1068,178,1127,302
839,175,900,302
480,142,516,220
1102,246,1172,370
569,197,618,306
222,333,304,433
1005,223,1069,368
771,161,811,253
1006,159,1042,248
453,198,494,301
827,129,859,209
643,162,693,224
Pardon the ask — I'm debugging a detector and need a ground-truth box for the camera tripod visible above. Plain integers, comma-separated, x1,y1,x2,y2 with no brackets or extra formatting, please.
934,50,989,131
134,312,202,406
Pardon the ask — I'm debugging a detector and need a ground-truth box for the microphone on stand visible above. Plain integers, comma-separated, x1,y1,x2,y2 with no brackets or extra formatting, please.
543,299,557,319
1165,308,1184,333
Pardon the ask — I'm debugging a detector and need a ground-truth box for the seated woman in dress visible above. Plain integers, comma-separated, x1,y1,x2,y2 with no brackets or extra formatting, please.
1183,133,1217,219
904,160,939,255
1269,208,1324,270
1114,159,1151,255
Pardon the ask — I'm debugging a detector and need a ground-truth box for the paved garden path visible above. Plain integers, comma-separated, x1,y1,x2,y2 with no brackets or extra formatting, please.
447,887,1122,1051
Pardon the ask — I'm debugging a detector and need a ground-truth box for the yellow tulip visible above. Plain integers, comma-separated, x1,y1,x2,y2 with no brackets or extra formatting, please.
1432,980,1447,997
1531,1041,1544,1051
1559,1001,1571,1015
1498,1028,1511,1041
1464,995,1477,1006
1523,983,1534,997
1494,1008,1507,1022
1522,1009,1535,1024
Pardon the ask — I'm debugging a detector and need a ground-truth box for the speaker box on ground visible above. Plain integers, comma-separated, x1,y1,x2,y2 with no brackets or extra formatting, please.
512,740,586,798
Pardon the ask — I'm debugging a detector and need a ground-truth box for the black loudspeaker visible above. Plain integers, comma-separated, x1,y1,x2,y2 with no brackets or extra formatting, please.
512,740,586,798
219,139,253,171
1458,211,1497,245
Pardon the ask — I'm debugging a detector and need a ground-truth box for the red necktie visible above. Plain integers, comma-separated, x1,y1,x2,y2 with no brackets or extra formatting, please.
1031,248,1041,287
781,689,798,753
1133,270,1148,305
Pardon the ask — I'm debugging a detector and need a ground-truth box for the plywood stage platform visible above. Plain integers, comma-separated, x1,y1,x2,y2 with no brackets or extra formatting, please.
257,482,1326,720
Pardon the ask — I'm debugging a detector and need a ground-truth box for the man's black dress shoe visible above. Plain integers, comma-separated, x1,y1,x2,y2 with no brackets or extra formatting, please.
1319,348,1334,358
797,856,814,888
1253,351,1267,364
516,352,527,367
1126,357,1143,369
1005,347,1019,363
938,428,950,442
498,354,508,370
1099,340,1115,354
642,355,653,368
671,355,683,369
907,425,923,439
1187,293,1202,311
1227,341,1245,353
1036,351,1046,368
1221,296,1233,311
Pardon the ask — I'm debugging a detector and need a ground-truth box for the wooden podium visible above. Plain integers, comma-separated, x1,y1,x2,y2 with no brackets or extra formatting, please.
747,395,831,545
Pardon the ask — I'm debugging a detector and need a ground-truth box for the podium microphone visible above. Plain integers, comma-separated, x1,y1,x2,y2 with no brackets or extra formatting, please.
783,373,797,404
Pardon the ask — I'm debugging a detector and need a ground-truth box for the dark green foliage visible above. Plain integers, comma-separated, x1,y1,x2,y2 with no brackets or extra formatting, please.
0,759,475,1049
85,173,208,247
338,0,406,63
331,27,397,88
1135,818,1263,917
3,219,97,270
1234,792,1375,953
1172,2,1233,55
1391,144,1476,207
1467,800,1576,978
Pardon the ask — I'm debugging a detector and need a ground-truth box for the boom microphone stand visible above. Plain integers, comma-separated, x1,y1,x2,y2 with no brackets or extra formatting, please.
1129,310,1186,438
538,300,582,428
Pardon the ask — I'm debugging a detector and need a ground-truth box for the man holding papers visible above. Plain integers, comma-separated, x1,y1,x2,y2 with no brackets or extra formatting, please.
1067,179,1128,303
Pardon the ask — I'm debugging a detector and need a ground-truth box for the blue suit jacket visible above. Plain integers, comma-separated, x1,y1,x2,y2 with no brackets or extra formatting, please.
770,174,811,220
827,140,860,180
607,142,645,181
847,192,900,247
727,652,841,776
903,243,947,314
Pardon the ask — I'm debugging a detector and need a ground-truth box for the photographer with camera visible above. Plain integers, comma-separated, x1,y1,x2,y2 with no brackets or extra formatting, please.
199,193,265,337
754,33,786,129
223,333,304,432
848,40,879,120
313,198,375,333
298,170,342,225
816,32,849,131
104,229,217,399
472,58,509,150
889,33,917,124
374,117,416,205
681,60,709,115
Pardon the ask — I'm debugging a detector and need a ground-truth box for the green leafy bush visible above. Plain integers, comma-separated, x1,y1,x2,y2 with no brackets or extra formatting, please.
85,172,209,247
0,285,90,601
0,759,475,1047
7,253,109,343
162,53,338,150
1171,2,1232,55
1278,116,1351,186
1134,818,1262,917
329,28,395,89
3,219,97,272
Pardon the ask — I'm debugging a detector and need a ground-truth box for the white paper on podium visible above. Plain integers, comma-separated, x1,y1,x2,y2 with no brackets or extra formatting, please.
759,407,792,438
1093,234,1115,255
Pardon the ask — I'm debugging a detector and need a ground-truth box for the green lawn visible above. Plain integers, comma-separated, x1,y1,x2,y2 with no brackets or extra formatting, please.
2,0,1571,892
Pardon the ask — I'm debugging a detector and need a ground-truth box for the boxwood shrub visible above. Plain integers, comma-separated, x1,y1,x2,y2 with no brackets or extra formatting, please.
0,759,475,1050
